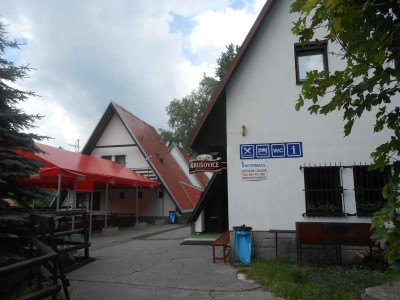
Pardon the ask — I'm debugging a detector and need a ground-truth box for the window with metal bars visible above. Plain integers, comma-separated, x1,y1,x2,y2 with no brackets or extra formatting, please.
303,166,344,215
353,165,391,215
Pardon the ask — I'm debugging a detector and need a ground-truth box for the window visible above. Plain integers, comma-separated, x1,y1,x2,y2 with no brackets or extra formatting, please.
353,166,391,215
295,42,328,84
101,155,112,160
115,155,126,166
303,166,343,215
76,192,87,209
91,192,100,211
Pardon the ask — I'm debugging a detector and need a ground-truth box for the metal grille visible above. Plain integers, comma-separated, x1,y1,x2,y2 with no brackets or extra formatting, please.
353,165,391,215
302,165,344,215
131,167,158,181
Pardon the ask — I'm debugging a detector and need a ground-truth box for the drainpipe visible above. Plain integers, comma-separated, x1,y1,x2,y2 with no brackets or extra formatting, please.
157,187,160,220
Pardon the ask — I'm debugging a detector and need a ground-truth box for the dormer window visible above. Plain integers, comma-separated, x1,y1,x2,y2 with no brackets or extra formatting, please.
295,42,329,84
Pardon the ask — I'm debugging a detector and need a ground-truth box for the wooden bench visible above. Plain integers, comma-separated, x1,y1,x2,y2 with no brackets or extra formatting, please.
211,231,230,263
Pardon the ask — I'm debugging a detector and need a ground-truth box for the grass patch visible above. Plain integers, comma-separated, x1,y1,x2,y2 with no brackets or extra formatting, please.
240,259,390,300
187,233,222,239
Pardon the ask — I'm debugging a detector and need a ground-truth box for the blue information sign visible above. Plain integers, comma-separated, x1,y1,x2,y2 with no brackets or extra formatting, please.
255,144,269,158
240,142,303,159
240,144,254,158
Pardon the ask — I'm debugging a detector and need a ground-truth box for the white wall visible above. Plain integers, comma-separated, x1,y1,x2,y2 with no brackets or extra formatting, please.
194,211,205,233
91,113,149,169
226,1,397,230
87,112,174,216
59,187,176,217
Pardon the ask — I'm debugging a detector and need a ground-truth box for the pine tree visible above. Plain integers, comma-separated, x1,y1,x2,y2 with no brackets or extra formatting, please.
0,21,48,207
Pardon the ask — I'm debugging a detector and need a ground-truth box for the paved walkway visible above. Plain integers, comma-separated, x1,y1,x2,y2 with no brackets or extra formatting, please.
68,225,281,299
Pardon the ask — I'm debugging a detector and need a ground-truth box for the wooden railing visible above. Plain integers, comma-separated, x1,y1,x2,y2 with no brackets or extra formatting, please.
0,209,92,299
33,210,90,262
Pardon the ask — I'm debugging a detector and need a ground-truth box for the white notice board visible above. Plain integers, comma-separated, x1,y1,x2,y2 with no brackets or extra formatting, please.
240,160,267,181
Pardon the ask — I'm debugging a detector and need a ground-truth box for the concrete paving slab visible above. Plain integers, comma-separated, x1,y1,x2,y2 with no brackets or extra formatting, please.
69,225,282,299
361,281,400,300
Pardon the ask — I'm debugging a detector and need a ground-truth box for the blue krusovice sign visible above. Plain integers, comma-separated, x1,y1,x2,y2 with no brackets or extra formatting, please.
240,142,303,159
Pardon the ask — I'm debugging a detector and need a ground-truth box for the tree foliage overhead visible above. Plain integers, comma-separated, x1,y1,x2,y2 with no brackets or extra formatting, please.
159,44,239,153
0,22,48,207
291,0,400,277
215,44,240,81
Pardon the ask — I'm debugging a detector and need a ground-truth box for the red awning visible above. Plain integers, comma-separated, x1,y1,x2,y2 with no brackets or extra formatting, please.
18,143,159,190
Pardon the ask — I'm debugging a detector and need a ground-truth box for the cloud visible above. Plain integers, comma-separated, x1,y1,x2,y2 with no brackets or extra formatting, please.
186,1,262,65
0,0,264,149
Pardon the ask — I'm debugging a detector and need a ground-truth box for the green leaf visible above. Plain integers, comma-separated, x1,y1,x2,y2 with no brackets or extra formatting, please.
295,97,304,111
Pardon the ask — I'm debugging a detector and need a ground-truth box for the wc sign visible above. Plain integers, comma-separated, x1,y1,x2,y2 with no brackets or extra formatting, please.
240,142,302,159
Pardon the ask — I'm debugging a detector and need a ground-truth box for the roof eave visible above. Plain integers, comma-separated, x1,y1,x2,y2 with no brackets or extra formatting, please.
188,0,276,149
81,102,115,155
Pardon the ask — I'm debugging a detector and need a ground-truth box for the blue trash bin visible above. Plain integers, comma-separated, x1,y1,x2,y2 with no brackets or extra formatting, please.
233,225,252,264
169,211,176,224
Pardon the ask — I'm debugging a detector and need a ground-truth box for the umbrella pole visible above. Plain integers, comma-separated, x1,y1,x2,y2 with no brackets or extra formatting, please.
56,174,62,211
89,191,93,239
136,187,139,225
72,181,76,230
105,182,109,228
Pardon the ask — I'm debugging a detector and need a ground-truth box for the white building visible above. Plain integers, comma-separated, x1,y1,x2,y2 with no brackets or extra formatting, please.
75,101,207,225
189,0,396,260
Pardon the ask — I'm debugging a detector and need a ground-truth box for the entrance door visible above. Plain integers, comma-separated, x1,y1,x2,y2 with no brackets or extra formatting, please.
204,173,228,233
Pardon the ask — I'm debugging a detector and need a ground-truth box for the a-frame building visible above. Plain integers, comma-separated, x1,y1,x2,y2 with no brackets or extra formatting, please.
82,101,206,221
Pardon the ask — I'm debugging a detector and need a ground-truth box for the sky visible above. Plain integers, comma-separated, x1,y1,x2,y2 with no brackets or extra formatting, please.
1,0,266,151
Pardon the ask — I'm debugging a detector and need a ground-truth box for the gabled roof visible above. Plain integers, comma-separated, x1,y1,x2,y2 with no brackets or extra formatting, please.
82,101,202,212
189,0,276,152
19,143,158,190
180,182,203,208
